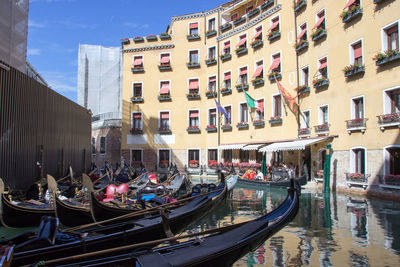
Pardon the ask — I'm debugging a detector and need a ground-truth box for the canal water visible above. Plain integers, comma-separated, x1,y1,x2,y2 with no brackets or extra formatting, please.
186,184,400,266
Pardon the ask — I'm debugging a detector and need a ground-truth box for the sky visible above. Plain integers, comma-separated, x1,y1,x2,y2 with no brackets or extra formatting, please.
27,0,228,103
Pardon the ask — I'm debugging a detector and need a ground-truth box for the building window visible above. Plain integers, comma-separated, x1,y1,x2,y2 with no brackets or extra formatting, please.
160,53,170,66
132,112,142,130
298,23,307,41
253,60,263,79
352,148,366,174
208,46,216,60
132,55,143,69
237,34,247,49
240,103,248,123
270,53,281,73
239,150,249,162
100,136,106,154
319,106,329,124
388,89,400,114
273,151,283,165
208,76,217,92
231,13,238,21
223,149,232,163
91,137,95,155
223,40,231,55
301,110,310,128
314,10,325,31
254,26,263,41
208,18,216,31
301,66,309,86
188,78,199,94
160,112,170,130
384,23,399,51
209,108,217,126
208,149,218,166
189,22,199,35
133,83,142,98
269,16,280,32
256,99,264,121
273,95,282,118
318,57,328,78
131,149,142,165
159,149,170,167
239,66,248,84
224,106,232,125
188,149,200,167
245,5,254,13
189,50,199,64
189,110,199,127
352,97,364,119
223,71,231,89
159,81,170,96
351,41,363,65
387,147,400,175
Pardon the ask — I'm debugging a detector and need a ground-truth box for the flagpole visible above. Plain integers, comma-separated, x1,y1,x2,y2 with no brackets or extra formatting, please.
274,75,288,117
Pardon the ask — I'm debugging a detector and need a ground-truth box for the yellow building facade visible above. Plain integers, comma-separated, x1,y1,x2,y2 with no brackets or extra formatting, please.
121,0,400,196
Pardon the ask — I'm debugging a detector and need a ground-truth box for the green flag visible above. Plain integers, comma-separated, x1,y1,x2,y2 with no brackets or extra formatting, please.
244,90,256,108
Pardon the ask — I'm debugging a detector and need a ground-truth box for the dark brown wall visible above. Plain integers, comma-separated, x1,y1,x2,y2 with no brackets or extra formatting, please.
0,62,91,190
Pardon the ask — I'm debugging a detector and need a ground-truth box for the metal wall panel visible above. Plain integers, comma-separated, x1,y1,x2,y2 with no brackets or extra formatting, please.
0,63,91,190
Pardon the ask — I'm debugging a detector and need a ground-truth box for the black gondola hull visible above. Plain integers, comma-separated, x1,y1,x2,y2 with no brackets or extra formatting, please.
237,173,308,188
55,196,93,227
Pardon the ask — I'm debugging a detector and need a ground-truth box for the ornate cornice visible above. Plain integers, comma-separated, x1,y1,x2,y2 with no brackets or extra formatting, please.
123,44,175,53
171,7,225,22
217,4,281,41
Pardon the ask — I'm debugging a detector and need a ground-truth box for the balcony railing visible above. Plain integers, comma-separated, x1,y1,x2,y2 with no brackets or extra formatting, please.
130,96,143,103
377,113,400,131
159,33,171,40
205,91,217,98
236,47,248,55
221,124,232,130
205,58,217,65
121,38,130,45
268,72,281,81
220,53,232,61
158,94,171,101
261,0,274,10
313,78,329,89
247,8,260,19
346,118,368,133
296,85,310,95
253,120,265,126
236,122,249,129
92,112,121,122
158,64,172,71
311,29,327,42
186,93,200,100
187,34,200,41
295,41,308,52
205,30,217,37
252,77,264,87
206,125,217,132
251,39,263,49
346,173,370,190
268,31,280,41
293,0,307,13
233,16,246,26
187,127,200,133
269,117,282,124
187,62,200,68
133,37,144,42
146,35,157,41
220,23,232,32
131,66,144,73
298,127,311,137
221,88,232,95
236,84,249,91
344,65,365,77
314,124,330,135
341,7,362,23
375,51,400,66
158,127,171,134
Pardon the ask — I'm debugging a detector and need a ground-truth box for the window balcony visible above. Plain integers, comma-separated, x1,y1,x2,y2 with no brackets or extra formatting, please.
133,36,144,42
236,122,249,129
261,0,274,10
159,33,171,40
205,58,217,66
268,30,280,41
158,127,171,134
298,127,311,138
205,91,217,98
251,39,263,49
186,93,200,100
130,96,143,103
252,77,264,87
269,117,282,124
221,88,232,95
187,126,200,133
220,23,232,32
236,47,248,56
341,7,362,23
130,128,142,134
131,66,144,73
187,62,200,68
146,35,157,41
158,94,171,101
268,72,281,81
293,0,306,13
295,40,308,52
247,7,260,19
221,124,232,131
377,113,400,131
236,83,249,92
206,30,217,37
158,64,172,71
314,124,330,135
253,119,265,127
206,125,217,132
311,29,327,42
346,173,370,190
379,174,400,190
346,118,368,133
296,85,310,95
121,38,130,45
312,78,329,89
233,16,246,26
343,65,365,77
187,34,200,41
220,53,232,61
374,50,400,66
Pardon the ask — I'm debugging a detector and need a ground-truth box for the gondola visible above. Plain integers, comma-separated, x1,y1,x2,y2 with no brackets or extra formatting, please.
3,177,227,266
237,169,308,188
36,178,300,267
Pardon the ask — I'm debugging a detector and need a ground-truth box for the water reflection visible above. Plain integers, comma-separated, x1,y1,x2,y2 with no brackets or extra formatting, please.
187,185,400,266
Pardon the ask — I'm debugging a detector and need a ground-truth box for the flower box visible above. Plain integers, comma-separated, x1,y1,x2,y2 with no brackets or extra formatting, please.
206,125,217,132
121,38,130,44
187,62,200,68
268,31,280,41
159,160,169,168
382,174,400,186
268,72,281,81
186,93,200,100
314,124,330,134
236,122,249,129
311,29,327,42
133,36,144,42
222,124,232,130
269,117,282,124
131,67,144,73
295,40,308,52
374,50,400,66
233,16,246,26
205,58,217,65
187,127,200,133
205,91,217,98
247,8,260,19
159,33,171,40
130,97,143,103
158,127,171,133
158,95,171,101
298,127,311,136
346,118,367,132
158,64,172,71
261,0,274,10
252,78,264,87
220,53,231,61
220,23,232,32
187,34,200,41
206,30,217,37
146,35,157,41
341,7,362,23
377,113,400,124
221,88,232,95
236,47,248,55
293,0,306,13
236,84,249,92
313,78,329,89
130,128,142,134
251,40,263,49
344,65,365,77
208,160,219,168
253,120,265,126
296,85,310,95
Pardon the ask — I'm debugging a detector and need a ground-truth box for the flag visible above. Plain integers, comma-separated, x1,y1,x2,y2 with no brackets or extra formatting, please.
214,99,231,123
244,90,256,108
276,79,297,112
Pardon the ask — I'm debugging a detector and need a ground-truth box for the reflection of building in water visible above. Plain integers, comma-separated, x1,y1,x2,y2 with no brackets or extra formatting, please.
269,236,284,267
349,251,369,267
346,197,369,243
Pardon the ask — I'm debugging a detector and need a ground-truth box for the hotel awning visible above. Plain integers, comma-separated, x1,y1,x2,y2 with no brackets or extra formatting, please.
259,137,327,152
242,144,266,151
218,144,246,150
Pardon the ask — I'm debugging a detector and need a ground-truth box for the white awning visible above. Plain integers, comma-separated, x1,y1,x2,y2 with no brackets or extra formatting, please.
242,144,266,151
218,144,246,150
259,138,327,152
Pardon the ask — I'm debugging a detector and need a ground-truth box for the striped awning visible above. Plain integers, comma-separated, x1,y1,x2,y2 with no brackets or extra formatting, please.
218,144,246,150
242,144,266,151
259,137,327,152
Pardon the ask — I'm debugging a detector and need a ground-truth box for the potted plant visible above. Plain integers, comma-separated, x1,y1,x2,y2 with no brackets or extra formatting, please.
189,160,199,168
373,49,400,66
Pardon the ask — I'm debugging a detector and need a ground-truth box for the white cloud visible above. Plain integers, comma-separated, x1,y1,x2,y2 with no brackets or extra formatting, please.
28,48,41,55
123,23,150,29
42,71,77,93
28,20,46,28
